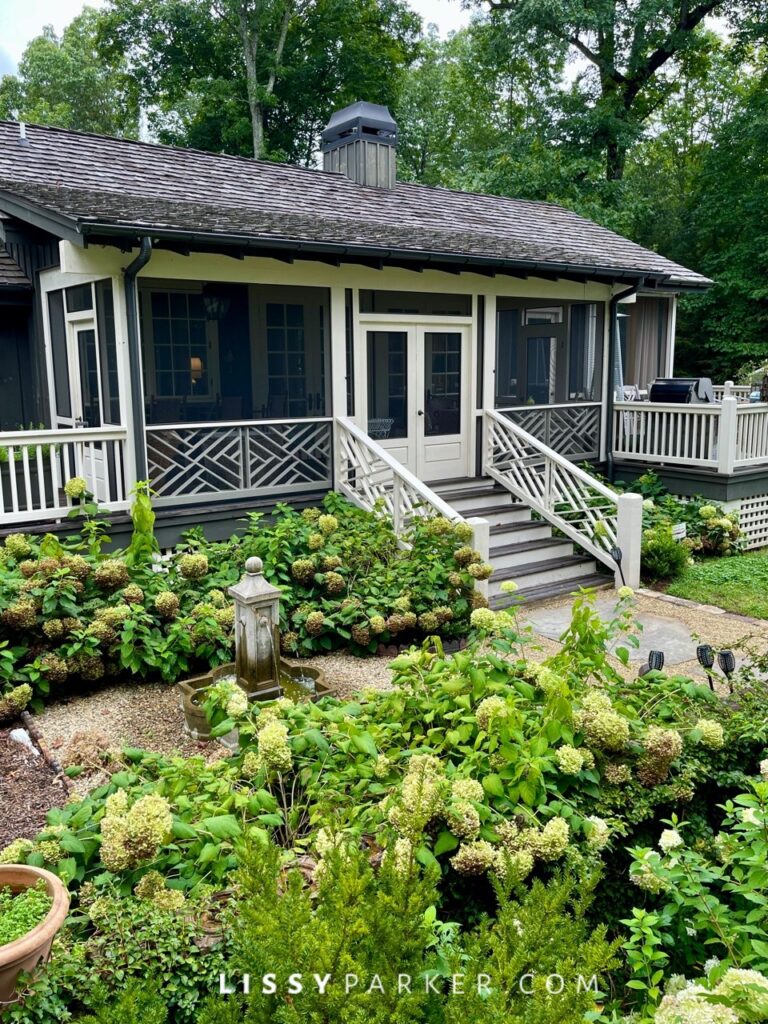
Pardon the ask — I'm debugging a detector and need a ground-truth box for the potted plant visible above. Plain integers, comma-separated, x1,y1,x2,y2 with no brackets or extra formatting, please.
0,864,70,1007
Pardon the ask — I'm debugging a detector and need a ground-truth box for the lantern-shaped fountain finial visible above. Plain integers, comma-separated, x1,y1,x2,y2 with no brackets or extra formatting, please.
228,557,281,694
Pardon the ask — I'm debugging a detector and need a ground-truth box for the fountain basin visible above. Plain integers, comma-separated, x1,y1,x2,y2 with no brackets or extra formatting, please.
177,661,332,741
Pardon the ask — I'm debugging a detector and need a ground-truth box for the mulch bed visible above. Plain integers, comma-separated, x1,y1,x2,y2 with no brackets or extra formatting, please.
0,724,68,849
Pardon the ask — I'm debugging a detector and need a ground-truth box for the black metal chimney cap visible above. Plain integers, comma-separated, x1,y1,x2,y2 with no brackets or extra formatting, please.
321,101,397,147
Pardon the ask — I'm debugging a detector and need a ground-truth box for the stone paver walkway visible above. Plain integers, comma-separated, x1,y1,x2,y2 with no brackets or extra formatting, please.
521,588,768,685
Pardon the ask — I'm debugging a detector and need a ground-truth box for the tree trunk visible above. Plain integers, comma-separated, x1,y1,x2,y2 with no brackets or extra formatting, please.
238,6,264,159
606,139,627,180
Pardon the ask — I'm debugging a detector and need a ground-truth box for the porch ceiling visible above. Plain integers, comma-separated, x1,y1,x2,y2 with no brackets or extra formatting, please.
0,121,712,290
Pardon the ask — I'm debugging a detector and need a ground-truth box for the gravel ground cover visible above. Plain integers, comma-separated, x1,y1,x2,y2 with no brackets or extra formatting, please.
30,588,768,765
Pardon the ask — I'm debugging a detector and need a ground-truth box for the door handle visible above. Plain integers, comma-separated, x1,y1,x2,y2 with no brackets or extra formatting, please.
417,409,424,416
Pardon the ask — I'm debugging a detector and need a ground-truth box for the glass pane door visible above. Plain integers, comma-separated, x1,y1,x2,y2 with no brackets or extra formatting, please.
526,335,556,405
366,331,408,440
424,332,462,437
77,328,102,427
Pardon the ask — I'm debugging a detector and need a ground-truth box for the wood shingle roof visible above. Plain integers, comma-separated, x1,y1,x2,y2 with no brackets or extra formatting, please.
0,121,710,288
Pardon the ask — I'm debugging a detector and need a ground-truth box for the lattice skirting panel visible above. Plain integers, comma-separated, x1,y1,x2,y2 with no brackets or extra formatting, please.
728,493,768,550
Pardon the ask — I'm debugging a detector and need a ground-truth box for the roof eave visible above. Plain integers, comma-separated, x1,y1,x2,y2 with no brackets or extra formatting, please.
0,190,85,247
77,219,684,286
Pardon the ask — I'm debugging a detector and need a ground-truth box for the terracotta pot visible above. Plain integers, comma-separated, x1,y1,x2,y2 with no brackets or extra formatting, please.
0,864,70,1009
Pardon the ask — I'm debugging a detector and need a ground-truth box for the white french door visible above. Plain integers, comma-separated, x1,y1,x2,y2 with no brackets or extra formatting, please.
365,323,471,482
54,317,109,499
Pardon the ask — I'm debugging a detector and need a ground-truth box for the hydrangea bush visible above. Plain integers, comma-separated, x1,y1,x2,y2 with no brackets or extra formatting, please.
0,492,487,707
4,591,768,1021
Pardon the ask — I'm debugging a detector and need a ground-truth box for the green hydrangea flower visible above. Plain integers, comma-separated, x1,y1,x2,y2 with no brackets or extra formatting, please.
475,695,510,731
695,718,725,749
63,476,88,500
93,559,130,590
318,514,338,535
4,533,32,560
178,553,208,580
154,591,180,618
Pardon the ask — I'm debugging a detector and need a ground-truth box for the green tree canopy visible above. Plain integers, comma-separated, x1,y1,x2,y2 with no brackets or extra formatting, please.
463,0,768,181
0,7,139,137
97,0,419,160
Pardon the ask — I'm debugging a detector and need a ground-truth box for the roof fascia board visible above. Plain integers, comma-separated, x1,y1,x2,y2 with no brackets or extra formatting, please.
79,221,673,287
0,190,84,246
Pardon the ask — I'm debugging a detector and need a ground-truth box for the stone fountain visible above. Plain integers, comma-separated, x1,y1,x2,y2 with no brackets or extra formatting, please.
177,556,330,739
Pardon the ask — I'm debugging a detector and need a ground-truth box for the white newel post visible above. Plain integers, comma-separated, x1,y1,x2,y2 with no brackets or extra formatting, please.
467,516,491,597
717,397,738,475
723,380,734,398
616,492,643,589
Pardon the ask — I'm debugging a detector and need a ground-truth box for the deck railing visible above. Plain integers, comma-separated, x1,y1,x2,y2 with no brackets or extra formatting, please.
484,409,642,586
334,416,490,581
497,402,601,460
613,398,768,473
712,382,752,403
0,427,129,525
145,418,334,504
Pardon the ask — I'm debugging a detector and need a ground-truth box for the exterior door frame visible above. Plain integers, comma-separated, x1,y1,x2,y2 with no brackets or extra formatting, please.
360,314,474,482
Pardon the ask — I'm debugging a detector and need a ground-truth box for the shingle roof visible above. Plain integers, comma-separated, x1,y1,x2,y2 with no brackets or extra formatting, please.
0,244,31,289
0,121,710,288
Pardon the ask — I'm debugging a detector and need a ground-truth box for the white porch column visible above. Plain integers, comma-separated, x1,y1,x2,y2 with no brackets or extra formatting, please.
616,492,643,589
329,287,347,492
330,286,347,420
110,273,139,491
717,396,738,475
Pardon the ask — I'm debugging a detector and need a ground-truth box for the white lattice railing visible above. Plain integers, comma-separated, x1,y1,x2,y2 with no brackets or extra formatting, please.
484,409,641,586
498,402,601,460
334,416,490,573
0,427,130,525
146,418,333,504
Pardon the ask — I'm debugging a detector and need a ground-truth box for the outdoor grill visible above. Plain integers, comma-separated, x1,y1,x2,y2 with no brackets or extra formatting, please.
648,377,714,404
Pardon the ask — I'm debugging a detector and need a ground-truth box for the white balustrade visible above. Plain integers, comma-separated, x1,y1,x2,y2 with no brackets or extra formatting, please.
497,402,601,460
484,409,639,586
613,398,768,473
334,416,490,587
0,427,129,525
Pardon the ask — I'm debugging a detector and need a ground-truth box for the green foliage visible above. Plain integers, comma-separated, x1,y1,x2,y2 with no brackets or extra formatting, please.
77,982,168,1024
125,481,160,567
668,553,768,619
0,494,479,705
641,526,691,582
0,881,52,946
97,0,418,161
5,590,768,1019
0,8,139,135
627,782,768,989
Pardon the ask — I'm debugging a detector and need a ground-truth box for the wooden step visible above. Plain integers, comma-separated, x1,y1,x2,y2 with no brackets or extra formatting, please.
489,554,597,594
490,572,613,608
489,520,551,543
490,536,573,570
458,503,530,526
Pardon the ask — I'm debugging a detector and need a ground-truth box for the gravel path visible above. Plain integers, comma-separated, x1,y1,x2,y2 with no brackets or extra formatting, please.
32,589,765,763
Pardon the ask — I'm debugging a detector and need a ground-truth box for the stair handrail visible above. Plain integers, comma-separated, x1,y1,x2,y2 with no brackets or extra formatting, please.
334,416,490,586
483,408,642,587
